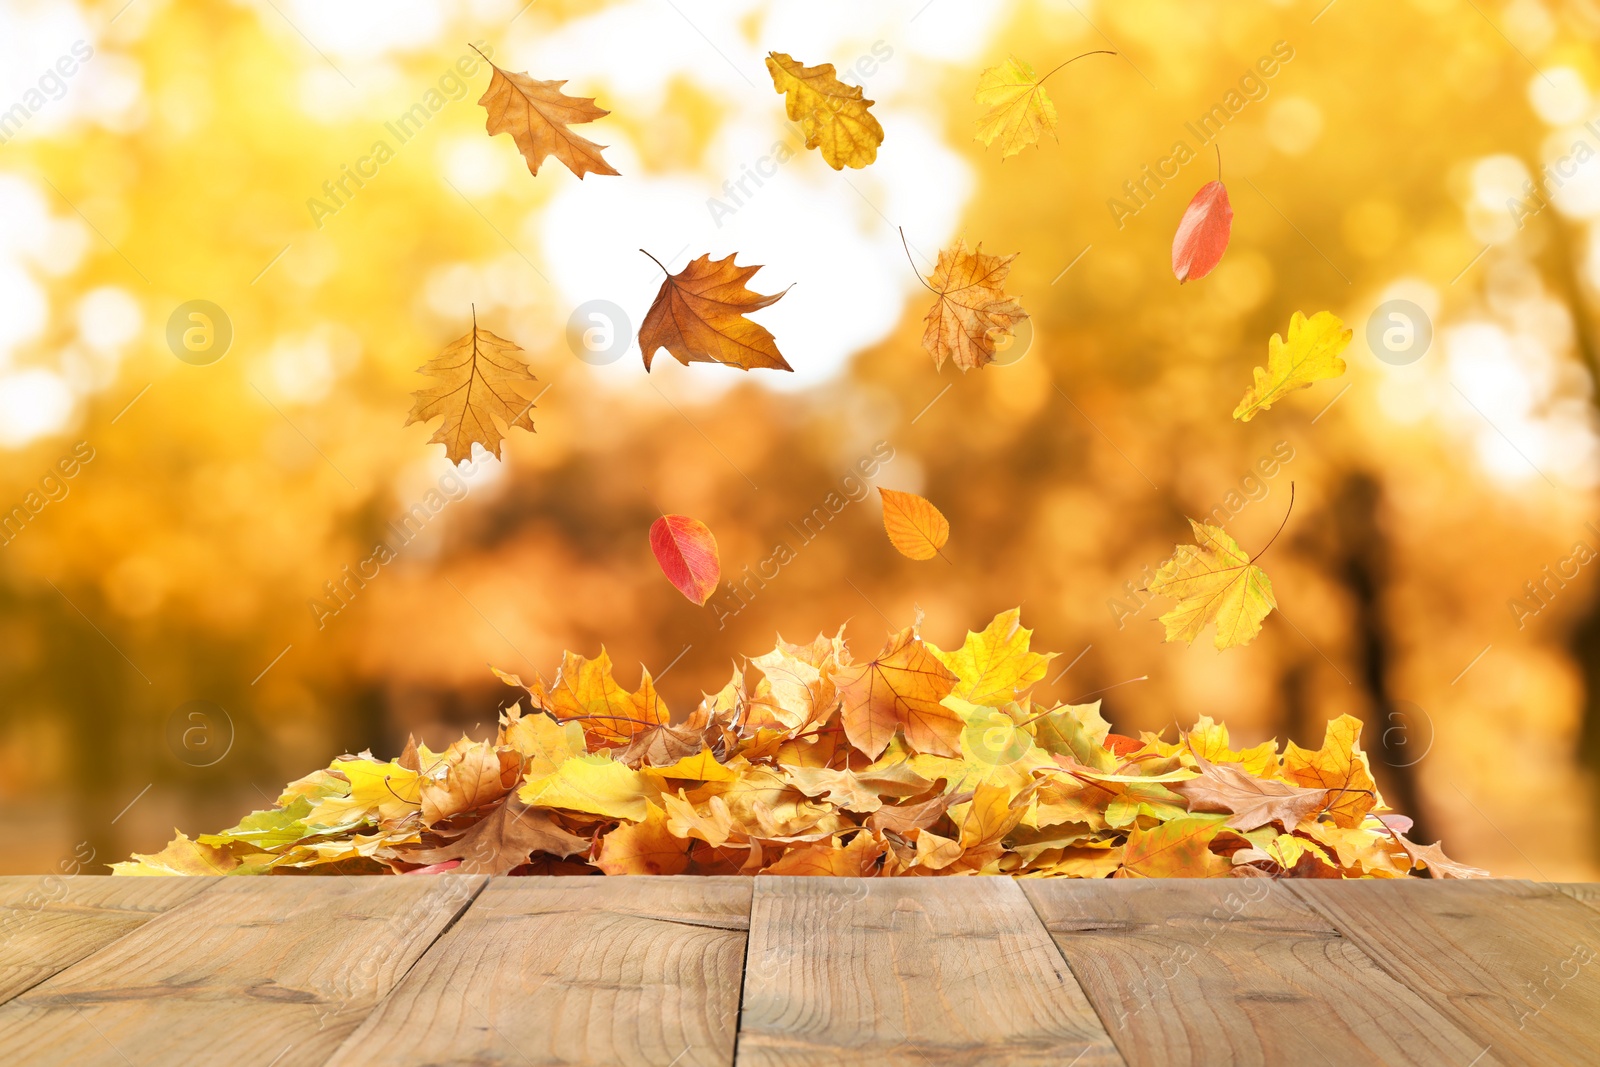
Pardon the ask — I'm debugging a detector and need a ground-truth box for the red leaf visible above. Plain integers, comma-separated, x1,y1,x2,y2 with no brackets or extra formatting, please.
650,515,721,605
1171,180,1232,283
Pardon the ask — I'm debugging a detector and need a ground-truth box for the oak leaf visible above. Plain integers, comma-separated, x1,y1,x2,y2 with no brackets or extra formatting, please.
475,49,619,179
638,252,792,371
1233,310,1351,422
766,52,884,170
407,799,588,874
836,621,961,758
879,487,950,560
917,239,1028,371
1172,757,1330,831
406,312,537,464
1148,519,1277,650
1390,831,1489,879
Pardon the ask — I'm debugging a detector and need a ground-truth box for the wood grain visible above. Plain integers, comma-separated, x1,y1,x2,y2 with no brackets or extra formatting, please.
0,876,214,1005
326,876,752,1067
0,875,485,1066
1022,878,1492,1066
1294,879,1600,1066
736,876,1121,1066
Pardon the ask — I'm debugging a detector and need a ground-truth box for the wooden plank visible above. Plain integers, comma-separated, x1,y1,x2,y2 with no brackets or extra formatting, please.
736,876,1121,1066
325,876,752,1067
0,875,485,1066
1023,878,1492,1066
0,876,214,1005
1294,879,1600,1066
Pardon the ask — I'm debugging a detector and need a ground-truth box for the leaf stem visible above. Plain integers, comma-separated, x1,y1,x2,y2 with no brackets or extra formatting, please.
898,227,940,295
1249,482,1295,564
639,248,669,276
1036,50,1118,87
468,43,494,67
1215,143,1222,182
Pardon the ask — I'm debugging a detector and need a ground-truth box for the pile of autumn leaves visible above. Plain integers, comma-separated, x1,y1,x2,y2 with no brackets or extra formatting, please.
116,610,1483,879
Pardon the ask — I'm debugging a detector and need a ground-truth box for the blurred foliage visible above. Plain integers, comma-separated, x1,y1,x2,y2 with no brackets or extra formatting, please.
3,0,1600,880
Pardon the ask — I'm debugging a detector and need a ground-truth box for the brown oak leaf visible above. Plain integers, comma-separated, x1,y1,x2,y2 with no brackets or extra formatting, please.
1172,756,1330,831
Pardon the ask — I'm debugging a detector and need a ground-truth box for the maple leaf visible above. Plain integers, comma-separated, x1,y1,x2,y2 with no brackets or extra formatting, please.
517,648,669,746
406,309,537,464
1172,757,1330,831
650,514,721,604
1116,815,1232,878
765,52,884,170
836,620,961,758
933,607,1055,706
1148,518,1278,651
1172,178,1233,283
518,755,656,821
407,798,588,874
1282,714,1381,829
595,802,692,875
418,739,520,825
473,46,619,179
637,252,792,372
908,233,1029,371
879,487,950,561
972,51,1114,158
1233,310,1351,422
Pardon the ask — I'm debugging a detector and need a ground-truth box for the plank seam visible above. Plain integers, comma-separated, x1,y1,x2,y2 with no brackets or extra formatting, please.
728,877,759,1067
1013,878,1131,1067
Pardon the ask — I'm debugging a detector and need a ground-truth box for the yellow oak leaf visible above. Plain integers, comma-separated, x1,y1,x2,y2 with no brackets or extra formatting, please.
406,311,537,465
1282,714,1380,829
933,607,1055,706
638,252,792,372
916,239,1028,371
879,487,950,560
836,621,961,758
1148,519,1276,650
1116,815,1232,878
1233,310,1351,422
765,52,884,170
475,49,619,179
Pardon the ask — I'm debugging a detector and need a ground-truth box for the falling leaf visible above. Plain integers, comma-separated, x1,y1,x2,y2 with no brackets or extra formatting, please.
913,237,1028,371
765,52,884,170
1148,519,1277,650
972,51,1113,158
406,799,588,874
475,47,619,179
879,488,950,561
1233,310,1351,422
638,252,792,372
1172,180,1233,282
649,514,721,605
406,310,537,464
836,621,961,758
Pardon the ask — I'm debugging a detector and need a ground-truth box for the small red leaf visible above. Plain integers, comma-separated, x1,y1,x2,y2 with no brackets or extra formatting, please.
649,515,721,605
1172,180,1232,283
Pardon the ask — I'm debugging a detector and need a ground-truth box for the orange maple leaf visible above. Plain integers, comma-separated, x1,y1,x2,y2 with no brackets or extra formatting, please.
836,620,961,758
637,251,793,372
905,231,1028,371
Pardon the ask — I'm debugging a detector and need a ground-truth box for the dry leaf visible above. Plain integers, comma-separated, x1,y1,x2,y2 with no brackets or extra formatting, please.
407,798,589,874
1172,757,1329,831
766,52,884,170
836,620,961,758
879,487,950,560
406,310,537,464
1148,519,1277,650
475,47,619,179
972,52,1112,158
916,238,1028,371
1172,180,1233,283
1233,310,1351,422
650,514,721,604
638,252,792,372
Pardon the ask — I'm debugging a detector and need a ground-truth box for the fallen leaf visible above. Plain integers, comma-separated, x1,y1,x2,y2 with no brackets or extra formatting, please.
1282,714,1380,829
638,252,792,372
1390,831,1490,879
836,621,961,758
1233,310,1351,422
407,799,588,874
475,48,619,179
406,310,537,464
915,238,1028,371
880,487,950,560
1172,180,1232,282
650,514,721,604
766,52,884,170
1117,816,1232,878
1148,519,1277,650
1173,758,1329,831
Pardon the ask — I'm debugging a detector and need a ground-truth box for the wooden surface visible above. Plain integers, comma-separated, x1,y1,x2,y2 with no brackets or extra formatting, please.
0,876,1593,1066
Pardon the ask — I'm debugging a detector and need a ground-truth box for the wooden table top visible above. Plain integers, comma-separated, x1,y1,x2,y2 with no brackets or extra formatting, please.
1,875,1595,1065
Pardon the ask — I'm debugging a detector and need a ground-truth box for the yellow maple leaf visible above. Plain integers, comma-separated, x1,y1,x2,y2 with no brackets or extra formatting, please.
1233,310,1351,422
765,52,884,170
1148,519,1277,650
972,52,1113,158
1116,815,1232,878
914,237,1029,371
405,310,537,465
933,607,1055,706
521,648,668,746
595,802,692,875
836,620,961,758
1282,714,1381,829
474,47,619,179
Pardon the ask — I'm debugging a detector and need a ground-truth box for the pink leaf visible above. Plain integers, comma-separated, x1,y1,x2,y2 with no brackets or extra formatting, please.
1171,180,1233,283
649,515,721,605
